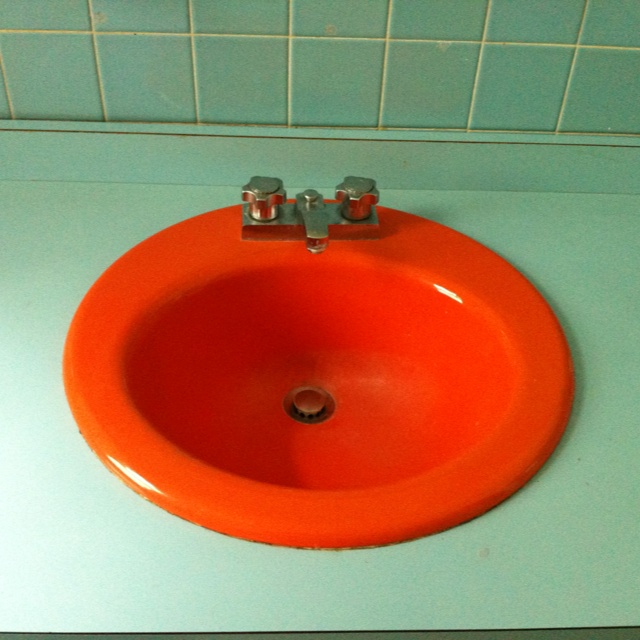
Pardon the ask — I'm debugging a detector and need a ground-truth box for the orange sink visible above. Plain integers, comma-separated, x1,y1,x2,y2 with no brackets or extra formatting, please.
63,204,574,548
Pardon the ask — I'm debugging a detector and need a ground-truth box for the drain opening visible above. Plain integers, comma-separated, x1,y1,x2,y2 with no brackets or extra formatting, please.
284,386,335,424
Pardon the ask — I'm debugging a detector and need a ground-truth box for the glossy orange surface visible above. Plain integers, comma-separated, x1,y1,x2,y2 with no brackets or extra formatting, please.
63,205,574,548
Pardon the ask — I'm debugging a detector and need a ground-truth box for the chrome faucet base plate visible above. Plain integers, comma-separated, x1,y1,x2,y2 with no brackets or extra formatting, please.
241,203,380,242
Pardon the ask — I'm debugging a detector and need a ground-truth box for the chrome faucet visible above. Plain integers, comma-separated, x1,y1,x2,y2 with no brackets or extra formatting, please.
296,189,329,254
241,176,380,253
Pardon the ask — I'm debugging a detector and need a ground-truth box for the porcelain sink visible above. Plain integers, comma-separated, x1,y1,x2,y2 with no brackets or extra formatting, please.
64,202,574,548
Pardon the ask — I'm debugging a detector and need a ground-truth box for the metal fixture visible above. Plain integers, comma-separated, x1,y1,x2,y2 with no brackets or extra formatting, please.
335,176,379,221
283,386,336,424
242,176,286,221
241,176,380,253
296,189,329,254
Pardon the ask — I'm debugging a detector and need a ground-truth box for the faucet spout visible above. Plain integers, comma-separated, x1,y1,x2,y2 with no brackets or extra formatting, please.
296,190,329,254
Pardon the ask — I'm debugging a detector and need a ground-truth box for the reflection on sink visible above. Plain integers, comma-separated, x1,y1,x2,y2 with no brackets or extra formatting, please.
64,203,574,548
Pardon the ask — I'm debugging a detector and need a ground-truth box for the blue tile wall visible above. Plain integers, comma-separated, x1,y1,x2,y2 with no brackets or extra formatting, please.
292,0,388,38
191,0,288,36
580,0,640,47
382,41,480,128
290,38,384,126
486,0,585,44
91,0,190,33
470,44,574,131
97,34,195,122
0,0,638,136
1,33,103,120
0,0,90,30
196,36,287,124
390,0,488,41
559,48,640,134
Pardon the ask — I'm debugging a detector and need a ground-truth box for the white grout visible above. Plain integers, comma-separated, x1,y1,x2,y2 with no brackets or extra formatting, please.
87,0,107,121
0,28,638,52
188,0,200,124
286,0,293,127
0,26,637,53
377,0,393,129
466,0,492,131
555,0,590,133
0,50,15,118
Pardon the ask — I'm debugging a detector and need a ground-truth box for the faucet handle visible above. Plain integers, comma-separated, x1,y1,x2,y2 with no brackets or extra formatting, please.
242,176,286,221
335,176,379,221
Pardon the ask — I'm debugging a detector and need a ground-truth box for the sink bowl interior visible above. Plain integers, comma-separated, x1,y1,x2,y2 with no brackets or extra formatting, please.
125,263,517,491
64,205,573,548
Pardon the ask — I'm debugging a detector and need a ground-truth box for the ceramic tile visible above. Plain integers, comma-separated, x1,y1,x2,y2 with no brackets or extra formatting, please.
470,44,573,131
91,0,189,33
390,0,488,41
192,0,288,35
290,39,384,126
486,0,585,43
0,0,90,30
382,41,480,128
560,48,640,134
292,0,388,38
97,35,195,122
196,37,287,124
0,33,102,120
580,0,640,47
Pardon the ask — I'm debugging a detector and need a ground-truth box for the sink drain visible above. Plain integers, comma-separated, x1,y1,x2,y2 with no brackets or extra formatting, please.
284,386,335,424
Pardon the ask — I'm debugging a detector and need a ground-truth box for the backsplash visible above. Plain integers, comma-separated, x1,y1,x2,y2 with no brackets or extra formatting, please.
0,0,638,136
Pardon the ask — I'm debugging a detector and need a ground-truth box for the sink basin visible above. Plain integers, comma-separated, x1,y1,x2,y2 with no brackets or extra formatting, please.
63,204,574,548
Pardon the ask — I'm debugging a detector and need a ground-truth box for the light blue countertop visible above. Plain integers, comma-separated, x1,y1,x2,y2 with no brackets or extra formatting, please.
1,180,638,632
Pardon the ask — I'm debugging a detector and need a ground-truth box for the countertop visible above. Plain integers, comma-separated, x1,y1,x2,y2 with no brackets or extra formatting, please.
1,180,638,632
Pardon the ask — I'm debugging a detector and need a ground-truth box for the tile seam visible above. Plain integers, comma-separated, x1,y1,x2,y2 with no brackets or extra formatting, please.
287,0,293,126
0,47,15,118
377,0,393,129
555,0,590,133
466,0,492,131
188,0,200,124
87,0,107,121
0,29,639,51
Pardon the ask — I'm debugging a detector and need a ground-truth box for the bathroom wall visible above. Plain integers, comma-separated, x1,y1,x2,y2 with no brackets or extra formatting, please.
0,0,639,137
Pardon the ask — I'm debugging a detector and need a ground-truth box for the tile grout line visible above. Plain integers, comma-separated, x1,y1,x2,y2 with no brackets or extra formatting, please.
466,0,492,131
0,28,639,51
377,0,393,129
87,0,108,121
0,48,15,119
555,0,589,133
286,0,293,127
188,0,200,124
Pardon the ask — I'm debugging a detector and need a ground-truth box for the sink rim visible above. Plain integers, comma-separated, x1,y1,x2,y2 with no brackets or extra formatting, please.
63,205,574,548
